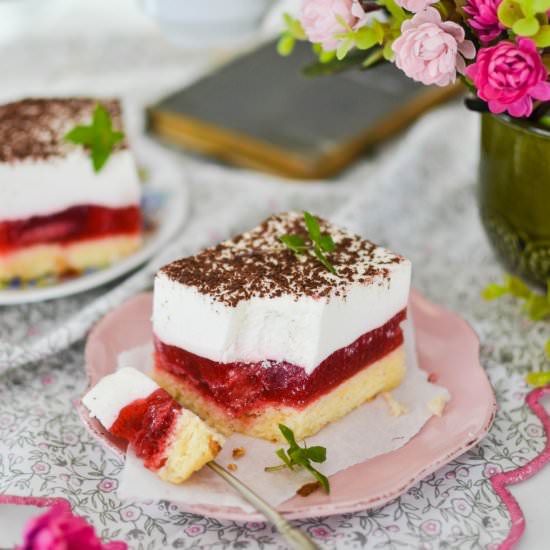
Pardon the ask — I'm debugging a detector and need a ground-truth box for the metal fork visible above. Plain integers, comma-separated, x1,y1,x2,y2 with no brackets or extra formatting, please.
208,462,318,550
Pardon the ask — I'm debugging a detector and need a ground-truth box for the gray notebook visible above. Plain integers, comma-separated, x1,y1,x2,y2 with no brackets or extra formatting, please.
147,41,461,179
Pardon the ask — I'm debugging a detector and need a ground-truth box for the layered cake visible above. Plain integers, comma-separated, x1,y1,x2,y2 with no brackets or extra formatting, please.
152,212,412,442
0,98,142,281
83,368,223,483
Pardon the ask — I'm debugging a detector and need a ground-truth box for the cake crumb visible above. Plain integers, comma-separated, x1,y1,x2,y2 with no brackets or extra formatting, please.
428,394,448,417
227,463,238,472
297,482,321,497
232,447,246,459
382,392,409,417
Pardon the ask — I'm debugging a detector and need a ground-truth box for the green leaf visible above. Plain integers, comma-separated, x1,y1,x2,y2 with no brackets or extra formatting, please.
314,247,336,274
533,0,550,11
277,34,295,56
505,275,531,299
268,424,331,494
278,424,299,449
304,464,330,494
355,27,378,50
513,16,540,36
63,103,124,173
280,234,307,254
305,446,327,463
303,211,321,241
481,283,508,300
498,0,525,27
318,234,336,253
526,371,550,386
520,0,536,16
276,448,293,469
336,38,354,60
383,40,395,61
371,19,386,44
64,126,94,144
534,24,550,46
302,50,366,76
283,13,306,39
523,294,550,321
362,48,385,68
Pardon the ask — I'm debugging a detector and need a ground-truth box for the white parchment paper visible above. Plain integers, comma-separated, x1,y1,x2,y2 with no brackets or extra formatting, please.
117,321,449,511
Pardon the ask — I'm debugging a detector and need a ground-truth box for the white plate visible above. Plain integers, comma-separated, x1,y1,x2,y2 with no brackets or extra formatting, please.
0,176,188,306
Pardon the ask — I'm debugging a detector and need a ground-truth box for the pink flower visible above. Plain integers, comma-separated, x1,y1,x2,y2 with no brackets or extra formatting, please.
309,526,333,539
392,8,476,86
483,463,502,478
300,0,364,51
32,462,50,475
420,519,441,536
464,0,505,44
18,502,126,550
184,525,205,537
466,38,550,117
396,0,437,13
97,478,117,493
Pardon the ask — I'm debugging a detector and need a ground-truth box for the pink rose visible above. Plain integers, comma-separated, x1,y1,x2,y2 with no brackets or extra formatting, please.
392,8,476,86
464,0,505,44
466,38,550,117
300,0,364,51
396,0,437,13
18,502,126,550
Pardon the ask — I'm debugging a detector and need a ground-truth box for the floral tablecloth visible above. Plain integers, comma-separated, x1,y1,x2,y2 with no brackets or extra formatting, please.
1,33,549,549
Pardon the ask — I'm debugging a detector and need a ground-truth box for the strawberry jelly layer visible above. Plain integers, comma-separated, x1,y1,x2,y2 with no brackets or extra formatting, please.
109,388,181,471
0,204,141,254
154,309,407,417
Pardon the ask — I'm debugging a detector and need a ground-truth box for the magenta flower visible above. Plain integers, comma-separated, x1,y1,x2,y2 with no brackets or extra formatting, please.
464,0,505,44
392,8,476,86
466,38,550,117
300,0,360,51
184,525,206,537
18,502,127,550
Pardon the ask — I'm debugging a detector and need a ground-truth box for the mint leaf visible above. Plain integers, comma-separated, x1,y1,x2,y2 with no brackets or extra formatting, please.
278,423,299,449
267,424,330,494
314,247,336,274
279,212,337,274
304,211,321,241
276,448,293,469
305,446,327,463
318,234,336,253
280,234,307,254
64,103,124,173
304,464,330,494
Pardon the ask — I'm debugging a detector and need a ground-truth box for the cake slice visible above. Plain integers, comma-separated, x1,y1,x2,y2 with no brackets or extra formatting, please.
152,212,411,442
82,367,223,483
0,98,142,282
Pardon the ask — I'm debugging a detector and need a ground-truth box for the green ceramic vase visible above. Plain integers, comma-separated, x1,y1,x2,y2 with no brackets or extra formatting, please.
479,113,550,287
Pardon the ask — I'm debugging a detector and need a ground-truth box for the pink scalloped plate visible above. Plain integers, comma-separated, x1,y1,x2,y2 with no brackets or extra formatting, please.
80,290,496,521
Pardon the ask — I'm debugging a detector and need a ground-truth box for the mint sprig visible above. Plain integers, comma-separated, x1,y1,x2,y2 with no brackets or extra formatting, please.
482,274,550,386
280,211,337,274
64,103,124,173
265,424,330,494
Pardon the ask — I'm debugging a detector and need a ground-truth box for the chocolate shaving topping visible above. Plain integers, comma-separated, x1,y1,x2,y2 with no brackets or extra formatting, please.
160,212,406,307
0,98,127,163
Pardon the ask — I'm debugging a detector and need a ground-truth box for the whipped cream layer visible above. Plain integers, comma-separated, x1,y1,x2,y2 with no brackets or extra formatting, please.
0,150,141,220
0,98,140,220
82,368,158,429
153,212,411,375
